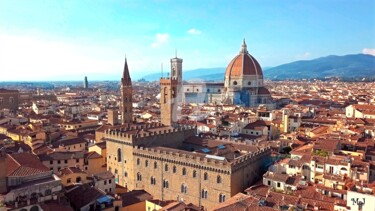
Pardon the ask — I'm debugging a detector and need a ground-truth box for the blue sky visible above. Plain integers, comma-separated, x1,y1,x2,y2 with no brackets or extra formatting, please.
0,0,374,81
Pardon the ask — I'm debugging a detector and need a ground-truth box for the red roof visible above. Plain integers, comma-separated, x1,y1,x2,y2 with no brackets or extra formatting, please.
225,40,263,78
7,153,50,177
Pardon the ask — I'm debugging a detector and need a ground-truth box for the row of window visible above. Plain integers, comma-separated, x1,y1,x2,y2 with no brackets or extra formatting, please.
186,88,221,93
140,174,226,202
0,97,14,105
232,81,259,86
136,159,222,183
49,159,80,165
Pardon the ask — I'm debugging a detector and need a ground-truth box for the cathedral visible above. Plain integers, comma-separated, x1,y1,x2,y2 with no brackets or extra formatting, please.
183,39,274,109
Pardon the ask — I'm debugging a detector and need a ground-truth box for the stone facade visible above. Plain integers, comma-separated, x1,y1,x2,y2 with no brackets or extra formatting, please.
0,88,19,112
104,123,271,210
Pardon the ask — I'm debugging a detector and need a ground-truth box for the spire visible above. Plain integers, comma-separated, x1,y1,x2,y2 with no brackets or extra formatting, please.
122,55,132,86
240,38,248,54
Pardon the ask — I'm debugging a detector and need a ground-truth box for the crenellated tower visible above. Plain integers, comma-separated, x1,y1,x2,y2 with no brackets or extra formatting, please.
160,73,178,126
121,57,133,124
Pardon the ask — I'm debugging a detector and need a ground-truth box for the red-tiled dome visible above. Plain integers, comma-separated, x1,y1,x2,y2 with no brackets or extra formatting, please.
225,39,263,78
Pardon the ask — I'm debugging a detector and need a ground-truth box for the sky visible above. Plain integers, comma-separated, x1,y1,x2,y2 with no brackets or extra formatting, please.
0,0,374,81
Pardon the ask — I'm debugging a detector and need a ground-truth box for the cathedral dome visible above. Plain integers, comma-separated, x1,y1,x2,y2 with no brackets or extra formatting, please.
225,39,263,78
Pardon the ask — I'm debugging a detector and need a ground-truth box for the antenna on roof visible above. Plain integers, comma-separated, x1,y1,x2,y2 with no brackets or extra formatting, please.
161,63,163,78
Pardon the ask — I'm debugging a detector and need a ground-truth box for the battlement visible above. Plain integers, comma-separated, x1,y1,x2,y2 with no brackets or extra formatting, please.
160,77,178,85
104,123,196,142
231,146,271,167
133,144,271,170
133,145,231,171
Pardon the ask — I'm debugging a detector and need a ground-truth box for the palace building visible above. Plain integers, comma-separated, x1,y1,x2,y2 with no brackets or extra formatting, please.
183,39,274,109
103,55,271,210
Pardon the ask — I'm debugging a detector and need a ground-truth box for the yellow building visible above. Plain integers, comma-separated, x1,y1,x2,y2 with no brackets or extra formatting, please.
85,151,107,175
57,167,89,186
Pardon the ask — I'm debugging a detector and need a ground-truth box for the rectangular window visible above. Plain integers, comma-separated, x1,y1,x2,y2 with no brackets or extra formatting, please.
65,160,68,164
76,159,79,163
277,182,281,187
109,179,112,184
50,160,53,165
57,160,61,164
268,180,271,186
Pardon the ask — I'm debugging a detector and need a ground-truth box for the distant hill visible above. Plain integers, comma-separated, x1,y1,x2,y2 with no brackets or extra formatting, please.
142,54,375,81
264,54,375,80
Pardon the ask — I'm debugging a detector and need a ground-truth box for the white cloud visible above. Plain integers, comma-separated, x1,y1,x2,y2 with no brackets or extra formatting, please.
187,28,201,35
295,52,311,60
0,33,166,80
151,33,170,48
362,48,375,56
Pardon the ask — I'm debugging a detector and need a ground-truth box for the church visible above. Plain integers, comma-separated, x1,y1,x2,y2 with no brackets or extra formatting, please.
183,39,274,109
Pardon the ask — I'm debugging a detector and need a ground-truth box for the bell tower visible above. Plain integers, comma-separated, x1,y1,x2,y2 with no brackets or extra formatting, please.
170,54,183,102
160,75,178,126
121,57,133,124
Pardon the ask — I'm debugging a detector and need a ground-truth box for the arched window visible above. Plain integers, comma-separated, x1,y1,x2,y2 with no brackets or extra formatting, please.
154,161,158,169
150,176,156,185
117,148,122,162
201,189,208,199
182,167,187,175
165,164,169,172
145,160,148,167
219,194,226,202
163,179,169,188
137,158,140,165
173,165,177,173
193,170,197,178
217,175,222,184
181,184,187,193
233,81,237,85
204,172,208,180
137,172,142,181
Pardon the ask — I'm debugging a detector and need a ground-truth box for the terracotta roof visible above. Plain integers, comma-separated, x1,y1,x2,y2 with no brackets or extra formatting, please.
51,137,86,148
7,152,50,177
59,167,85,176
85,151,102,159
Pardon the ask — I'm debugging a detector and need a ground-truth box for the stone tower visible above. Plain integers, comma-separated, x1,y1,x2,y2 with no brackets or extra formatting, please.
160,73,178,126
170,56,183,102
120,57,133,124
107,109,118,126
